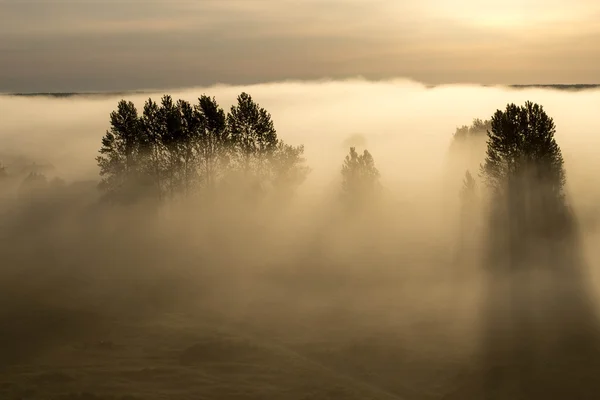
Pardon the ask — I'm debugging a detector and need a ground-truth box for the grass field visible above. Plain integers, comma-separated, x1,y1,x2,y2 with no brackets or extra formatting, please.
0,270,484,400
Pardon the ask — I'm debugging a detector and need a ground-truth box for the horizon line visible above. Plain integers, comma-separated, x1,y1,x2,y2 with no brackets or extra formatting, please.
3,83,600,97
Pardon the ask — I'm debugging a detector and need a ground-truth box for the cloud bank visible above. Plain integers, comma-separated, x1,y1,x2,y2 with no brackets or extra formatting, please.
2,0,600,92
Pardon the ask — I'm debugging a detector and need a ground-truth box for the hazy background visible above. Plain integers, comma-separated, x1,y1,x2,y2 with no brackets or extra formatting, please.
2,80,600,398
2,0,599,92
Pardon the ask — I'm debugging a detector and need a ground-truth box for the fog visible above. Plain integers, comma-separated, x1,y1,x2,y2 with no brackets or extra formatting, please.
2,79,600,399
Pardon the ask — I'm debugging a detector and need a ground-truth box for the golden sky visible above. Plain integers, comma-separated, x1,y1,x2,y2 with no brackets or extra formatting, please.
1,0,599,92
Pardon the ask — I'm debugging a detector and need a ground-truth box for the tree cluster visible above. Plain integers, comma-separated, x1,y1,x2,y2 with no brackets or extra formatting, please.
96,93,310,203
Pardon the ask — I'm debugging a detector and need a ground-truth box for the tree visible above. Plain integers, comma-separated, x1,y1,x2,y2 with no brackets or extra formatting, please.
99,92,308,203
452,118,491,144
140,98,166,199
157,95,187,197
96,100,151,202
341,147,380,208
227,92,278,180
195,95,230,190
460,170,477,206
270,141,310,196
457,170,479,258
480,101,569,262
448,119,491,179
178,99,202,194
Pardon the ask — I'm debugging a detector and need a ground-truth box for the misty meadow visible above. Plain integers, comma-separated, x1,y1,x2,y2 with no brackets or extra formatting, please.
2,80,600,400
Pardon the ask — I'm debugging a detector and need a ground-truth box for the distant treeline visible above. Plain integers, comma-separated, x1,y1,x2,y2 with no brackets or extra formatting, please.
6,83,600,98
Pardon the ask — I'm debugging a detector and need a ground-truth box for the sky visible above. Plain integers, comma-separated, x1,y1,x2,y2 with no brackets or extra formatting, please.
1,0,599,92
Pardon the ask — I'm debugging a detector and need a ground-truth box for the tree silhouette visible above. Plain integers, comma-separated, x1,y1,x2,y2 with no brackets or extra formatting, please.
270,141,310,197
227,92,278,181
448,119,491,181
195,95,230,190
457,170,479,260
99,93,308,202
96,100,151,202
475,102,600,399
341,147,380,209
139,97,166,199
481,101,569,263
460,170,478,214
452,118,491,144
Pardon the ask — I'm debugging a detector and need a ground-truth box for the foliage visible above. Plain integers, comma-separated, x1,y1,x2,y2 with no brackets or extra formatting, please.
97,92,308,203
195,95,230,190
480,101,570,263
481,102,565,196
460,170,477,204
96,100,151,202
227,92,278,179
452,118,491,143
270,141,311,195
341,147,380,208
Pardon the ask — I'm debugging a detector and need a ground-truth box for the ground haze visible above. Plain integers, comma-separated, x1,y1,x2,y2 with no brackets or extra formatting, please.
1,80,600,399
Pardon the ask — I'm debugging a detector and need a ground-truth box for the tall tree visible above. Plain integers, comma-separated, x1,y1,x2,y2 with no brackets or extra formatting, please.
195,95,229,190
178,99,202,194
481,101,568,262
460,170,477,206
158,95,186,197
447,118,491,186
227,92,278,180
97,100,149,201
140,98,166,199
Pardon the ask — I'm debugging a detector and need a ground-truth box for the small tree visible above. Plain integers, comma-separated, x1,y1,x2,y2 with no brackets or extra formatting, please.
341,147,380,208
